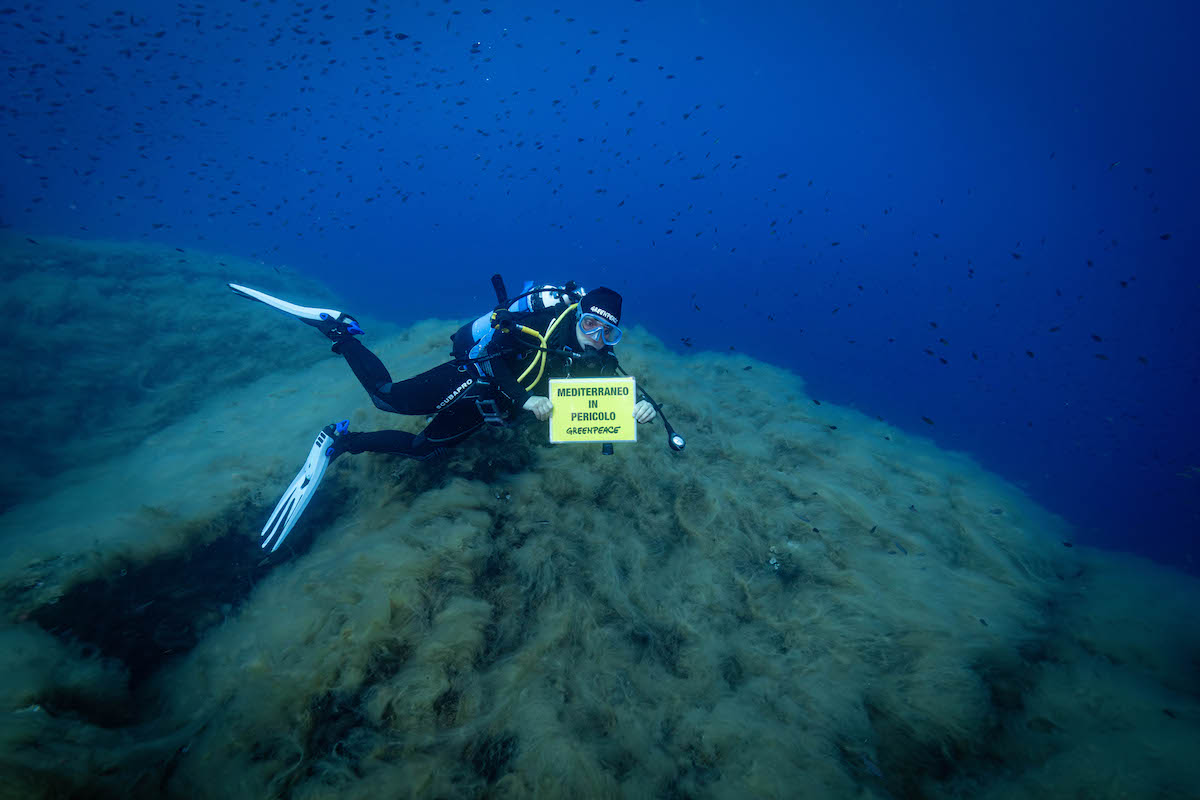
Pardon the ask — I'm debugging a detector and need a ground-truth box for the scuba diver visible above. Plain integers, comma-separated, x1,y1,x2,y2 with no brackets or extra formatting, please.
229,277,682,553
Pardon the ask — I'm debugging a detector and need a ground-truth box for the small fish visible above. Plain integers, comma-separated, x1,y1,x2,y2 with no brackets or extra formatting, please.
893,541,907,555
979,618,988,626
989,508,1003,515
742,366,752,371
921,416,934,425
1062,541,1073,548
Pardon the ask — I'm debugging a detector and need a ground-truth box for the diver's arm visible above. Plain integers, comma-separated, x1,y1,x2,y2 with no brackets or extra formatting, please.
485,329,533,408
485,352,549,420
523,395,553,421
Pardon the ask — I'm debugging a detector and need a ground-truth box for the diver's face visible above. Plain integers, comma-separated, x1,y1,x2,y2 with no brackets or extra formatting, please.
576,319,603,350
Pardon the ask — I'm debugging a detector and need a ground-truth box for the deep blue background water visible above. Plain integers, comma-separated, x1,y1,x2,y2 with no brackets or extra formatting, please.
3,1,1197,570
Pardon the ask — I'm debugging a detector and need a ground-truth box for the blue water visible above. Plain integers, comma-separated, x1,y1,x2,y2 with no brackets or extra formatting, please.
3,0,1197,570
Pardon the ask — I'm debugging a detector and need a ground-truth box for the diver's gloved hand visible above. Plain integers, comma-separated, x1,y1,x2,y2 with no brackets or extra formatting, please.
634,399,657,424
523,395,553,421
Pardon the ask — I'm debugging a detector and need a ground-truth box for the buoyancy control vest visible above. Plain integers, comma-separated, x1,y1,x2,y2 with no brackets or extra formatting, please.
449,281,585,381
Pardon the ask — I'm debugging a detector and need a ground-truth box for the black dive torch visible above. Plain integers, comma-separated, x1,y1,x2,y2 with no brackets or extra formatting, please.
603,385,684,455
637,383,686,452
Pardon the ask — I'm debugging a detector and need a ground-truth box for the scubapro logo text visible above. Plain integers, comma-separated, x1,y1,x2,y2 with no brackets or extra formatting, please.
437,379,474,410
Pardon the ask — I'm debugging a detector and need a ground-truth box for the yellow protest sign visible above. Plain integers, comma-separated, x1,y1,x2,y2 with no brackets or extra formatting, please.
548,377,638,444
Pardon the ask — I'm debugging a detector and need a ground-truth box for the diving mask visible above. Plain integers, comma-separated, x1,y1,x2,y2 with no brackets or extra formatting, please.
578,311,622,346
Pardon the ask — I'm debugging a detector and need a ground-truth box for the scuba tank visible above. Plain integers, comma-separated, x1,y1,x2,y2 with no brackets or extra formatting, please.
452,280,584,376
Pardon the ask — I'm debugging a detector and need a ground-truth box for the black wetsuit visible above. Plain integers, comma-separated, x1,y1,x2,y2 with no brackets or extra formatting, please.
330,306,618,460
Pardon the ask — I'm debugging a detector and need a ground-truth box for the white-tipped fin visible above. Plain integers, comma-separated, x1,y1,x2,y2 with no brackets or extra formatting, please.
228,282,349,325
260,428,336,552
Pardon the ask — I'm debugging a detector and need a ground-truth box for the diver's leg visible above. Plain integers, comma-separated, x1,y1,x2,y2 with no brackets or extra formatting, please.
335,402,486,461
329,336,395,404
332,336,474,415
